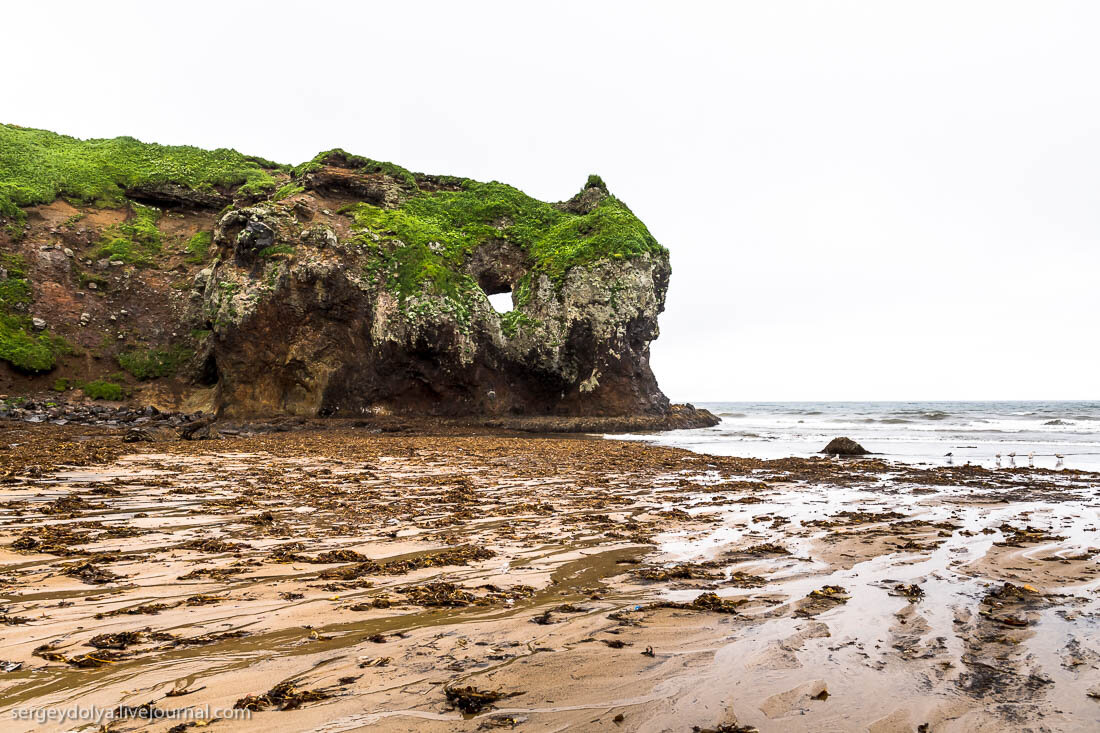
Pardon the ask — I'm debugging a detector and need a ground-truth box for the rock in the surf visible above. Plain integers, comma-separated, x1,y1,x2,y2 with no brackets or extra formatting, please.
821,437,868,455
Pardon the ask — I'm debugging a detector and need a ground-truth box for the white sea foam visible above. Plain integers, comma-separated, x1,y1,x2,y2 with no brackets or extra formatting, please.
614,400,1100,471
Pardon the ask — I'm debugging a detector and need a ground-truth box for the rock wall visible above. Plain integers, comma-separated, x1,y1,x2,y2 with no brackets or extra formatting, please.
0,125,713,427
197,177,673,418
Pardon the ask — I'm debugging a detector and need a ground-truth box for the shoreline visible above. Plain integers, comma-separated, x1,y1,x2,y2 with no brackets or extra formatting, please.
0,400,720,437
0,423,1098,731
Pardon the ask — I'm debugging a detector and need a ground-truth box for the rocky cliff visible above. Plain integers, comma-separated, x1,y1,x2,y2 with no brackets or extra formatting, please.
0,124,715,428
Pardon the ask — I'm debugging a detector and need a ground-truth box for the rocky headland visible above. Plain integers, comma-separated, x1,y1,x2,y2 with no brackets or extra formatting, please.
0,124,715,430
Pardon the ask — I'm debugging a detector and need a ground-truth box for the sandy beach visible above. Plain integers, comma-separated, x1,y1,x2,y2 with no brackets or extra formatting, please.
0,422,1096,732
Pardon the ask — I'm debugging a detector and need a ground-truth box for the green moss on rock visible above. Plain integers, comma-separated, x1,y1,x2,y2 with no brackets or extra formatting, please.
0,253,66,372
3,125,666,355
295,149,418,188
345,178,664,306
272,182,305,201
0,315,62,372
96,203,162,265
0,123,278,215
186,230,213,263
500,310,539,338
258,243,296,259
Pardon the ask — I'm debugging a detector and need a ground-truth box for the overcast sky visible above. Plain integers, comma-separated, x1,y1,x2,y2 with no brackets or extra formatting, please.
4,2,1098,401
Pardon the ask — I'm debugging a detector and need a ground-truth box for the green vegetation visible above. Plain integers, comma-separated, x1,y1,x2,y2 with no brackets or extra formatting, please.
75,269,108,292
585,174,608,191
0,315,64,372
0,253,66,372
0,256,32,307
1,124,665,330
500,310,539,338
95,203,162,265
117,345,192,380
346,178,663,303
294,149,418,187
258,243,296,259
51,377,70,392
186,230,212,263
79,379,125,401
272,182,305,201
0,123,279,223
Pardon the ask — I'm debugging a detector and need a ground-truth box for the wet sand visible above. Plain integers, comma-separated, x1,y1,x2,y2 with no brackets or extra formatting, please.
0,423,1098,732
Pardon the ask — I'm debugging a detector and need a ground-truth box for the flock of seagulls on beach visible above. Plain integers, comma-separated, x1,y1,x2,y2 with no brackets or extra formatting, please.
945,451,1066,469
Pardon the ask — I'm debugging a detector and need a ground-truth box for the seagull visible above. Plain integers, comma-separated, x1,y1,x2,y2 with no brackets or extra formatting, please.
1056,454,1065,468
944,451,954,465
1028,452,1035,468
1008,452,1016,467
995,453,1002,468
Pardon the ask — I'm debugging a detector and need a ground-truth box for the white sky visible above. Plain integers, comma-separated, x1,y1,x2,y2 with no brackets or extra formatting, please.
4,1,1098,401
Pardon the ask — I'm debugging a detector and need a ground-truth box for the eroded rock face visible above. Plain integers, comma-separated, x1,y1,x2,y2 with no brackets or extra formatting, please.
197,179,673,419
0,126,710,426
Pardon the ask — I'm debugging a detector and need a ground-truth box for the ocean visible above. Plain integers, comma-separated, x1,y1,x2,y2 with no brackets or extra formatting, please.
618,400,1100,472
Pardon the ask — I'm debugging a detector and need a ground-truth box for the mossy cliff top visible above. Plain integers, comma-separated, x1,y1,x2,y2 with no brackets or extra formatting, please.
0,124,666,289
0,124,280,221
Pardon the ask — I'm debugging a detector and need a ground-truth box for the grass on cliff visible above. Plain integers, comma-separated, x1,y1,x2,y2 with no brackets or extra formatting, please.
346,179,664,301
0,253,67,372
0,124,279,227
96,203,163,265
2,124,665,329
186,230,213,263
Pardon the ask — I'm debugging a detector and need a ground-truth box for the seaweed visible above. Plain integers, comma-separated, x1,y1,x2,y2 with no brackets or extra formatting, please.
891,583,925,601
637,563,722,582
443,685,523,715
233,680,331,711
88,631,142,649
181,538,248,552
95,602,172,619
66,650,130,668
652,592,747,615
61,561,121,585
320,546,495,580
795,585,850,617
402,582,476,607
113,701,159,719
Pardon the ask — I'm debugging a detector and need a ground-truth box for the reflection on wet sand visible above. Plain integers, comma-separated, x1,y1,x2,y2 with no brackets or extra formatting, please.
0,423,1098,731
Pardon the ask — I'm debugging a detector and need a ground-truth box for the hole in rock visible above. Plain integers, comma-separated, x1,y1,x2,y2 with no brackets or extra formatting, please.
488,291,514,313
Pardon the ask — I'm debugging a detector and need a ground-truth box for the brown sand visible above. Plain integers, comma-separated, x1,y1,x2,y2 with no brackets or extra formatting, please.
0,423,1098,732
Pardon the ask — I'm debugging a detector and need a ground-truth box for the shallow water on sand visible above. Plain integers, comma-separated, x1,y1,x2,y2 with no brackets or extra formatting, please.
648,477,1100,730
2,428,1099,731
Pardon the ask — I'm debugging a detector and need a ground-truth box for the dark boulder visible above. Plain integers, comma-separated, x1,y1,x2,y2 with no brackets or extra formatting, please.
821,437,868,456
179,418,220,441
